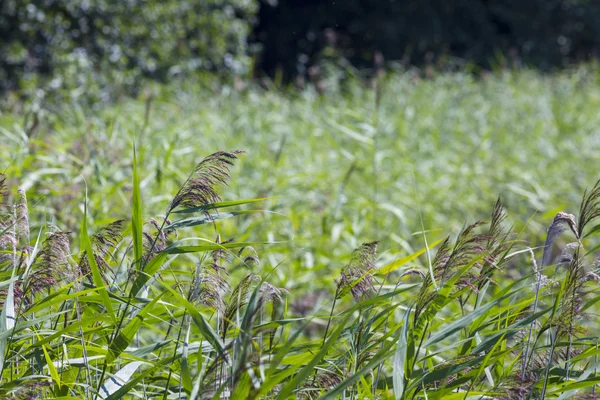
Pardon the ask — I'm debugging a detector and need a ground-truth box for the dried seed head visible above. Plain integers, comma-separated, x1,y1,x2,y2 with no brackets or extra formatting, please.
78,220,124,280
0,213,16,266
557,242,580,265
92,219,124,256
221,274,262,332
191,266,229,313
0,173,7,204
542,212,578,267
16,188,29,247
337,242,378,301
584,271,600,284
398,268,426,280
238,246,261,269
299,371,342,399
170,150,244,212
478,198,515,288
28,231,72,295
260,281,288,304
578,179,600,238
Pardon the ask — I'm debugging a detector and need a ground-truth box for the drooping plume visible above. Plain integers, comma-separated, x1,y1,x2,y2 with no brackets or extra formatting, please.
577,178,600,238
15,188,29,248
542,212,578,267
337,241,378,302
169,150,244,212
78,220,124,279
28,231,72,295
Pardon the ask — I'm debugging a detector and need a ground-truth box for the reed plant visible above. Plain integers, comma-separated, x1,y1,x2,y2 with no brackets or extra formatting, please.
1,147,600,399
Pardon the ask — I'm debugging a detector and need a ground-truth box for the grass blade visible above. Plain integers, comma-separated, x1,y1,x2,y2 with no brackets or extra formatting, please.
99,361,146,399
172,197,279,214
131,145,144,272
0,280,15,377
276,314,350,399
81,192,116,324
107,293,164,362
394,307,412,399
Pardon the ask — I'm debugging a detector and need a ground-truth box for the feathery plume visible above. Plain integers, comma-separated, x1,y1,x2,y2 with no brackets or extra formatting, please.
27,231,72,295
337,241,378,302
479,198,514,288
169,150,244,212
259,281,288,305
221,274,261,333
78,220,124,279
238,246,261,269
0,173,7,204
398,268,426,280
299,371,342,399
189,236,232,313
16,188,29,248
556,251,587,337
542,212,578,267
577,179,600,238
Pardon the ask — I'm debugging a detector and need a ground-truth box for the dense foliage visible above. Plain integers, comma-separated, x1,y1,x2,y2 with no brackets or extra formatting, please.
0,0,257,98
4,0,600,97
1,69,600,398
1,150,600,398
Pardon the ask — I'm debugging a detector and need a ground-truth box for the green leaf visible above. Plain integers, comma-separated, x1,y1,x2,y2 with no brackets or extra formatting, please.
0,311,69,342
471,307,551,354
0,280,15,377
180,324,193,394
318,325,400,400
172,197,279,214
81,193,116,324
163,240,270,254
276,314,350,399
107,293,164,362
393,307,411,400
131,145,144,272
232,284,262,380
41,342,60,389
251,320,314,397
583,223,600,239
556,360,600,399
377,239,444,275
129,252,169,297
101,361,150,399
159,283,228,361
424,287,520,348
549,377,600,394
166,210,263,230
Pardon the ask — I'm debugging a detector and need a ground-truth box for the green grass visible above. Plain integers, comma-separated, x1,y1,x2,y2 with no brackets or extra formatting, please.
1,66,600,398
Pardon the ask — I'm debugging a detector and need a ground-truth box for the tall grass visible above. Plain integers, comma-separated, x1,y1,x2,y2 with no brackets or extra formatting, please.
1,146,600,398
3,67,600,291
2,67,600,398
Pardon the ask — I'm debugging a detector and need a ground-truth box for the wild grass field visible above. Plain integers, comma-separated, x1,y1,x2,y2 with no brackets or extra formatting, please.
2,67,600,399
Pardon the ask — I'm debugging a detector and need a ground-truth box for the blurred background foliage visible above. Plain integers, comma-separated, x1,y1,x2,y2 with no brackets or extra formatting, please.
0,0,257,102
2,0,600,102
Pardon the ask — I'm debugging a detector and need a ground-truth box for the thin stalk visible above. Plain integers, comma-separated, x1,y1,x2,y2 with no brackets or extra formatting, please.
75,296,91,398
163,310,188,399
95,216,168,399
412,172,437,291
541,329,558,399
410,319,430,376
594,341,598,396
311,286,339,386
371,76,381,237
522,248,542,381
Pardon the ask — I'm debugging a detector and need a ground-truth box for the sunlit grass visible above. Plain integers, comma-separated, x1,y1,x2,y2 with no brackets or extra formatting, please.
1,66,600,398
